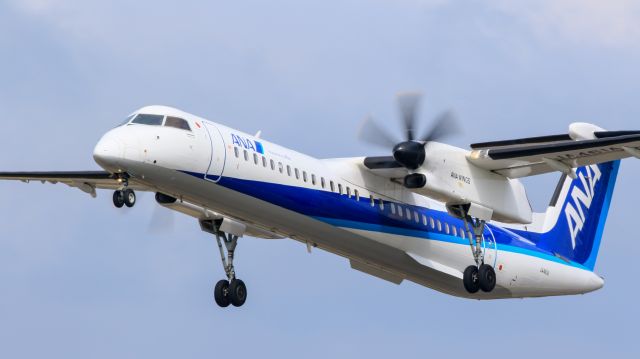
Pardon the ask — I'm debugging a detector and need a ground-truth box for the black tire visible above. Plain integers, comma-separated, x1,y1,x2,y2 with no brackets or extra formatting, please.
478,264,496,293
123,189,136,208
113,190,125,208
229,279,247,307
214,280,231,308
463,265,480,294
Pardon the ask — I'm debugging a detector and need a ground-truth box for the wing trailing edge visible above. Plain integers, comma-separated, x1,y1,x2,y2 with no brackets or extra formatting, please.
468,126,640,178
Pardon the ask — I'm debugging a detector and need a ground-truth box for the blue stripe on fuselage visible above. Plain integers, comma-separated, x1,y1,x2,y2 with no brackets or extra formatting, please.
179,171,588,270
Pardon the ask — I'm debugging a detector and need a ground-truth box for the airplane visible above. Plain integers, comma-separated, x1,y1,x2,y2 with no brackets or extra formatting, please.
1,94,639,308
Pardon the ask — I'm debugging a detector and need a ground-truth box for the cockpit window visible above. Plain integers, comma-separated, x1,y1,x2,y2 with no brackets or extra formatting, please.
164,116,191,131
120,114,135,126
131,114,164,126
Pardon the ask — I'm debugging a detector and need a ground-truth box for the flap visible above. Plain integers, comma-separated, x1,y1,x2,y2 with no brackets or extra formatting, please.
468,131,640,178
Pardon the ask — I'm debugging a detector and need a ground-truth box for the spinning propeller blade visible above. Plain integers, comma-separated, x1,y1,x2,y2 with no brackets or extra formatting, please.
420,110,459,143
358,115,401,149
398,92,422,141
358,92,460,176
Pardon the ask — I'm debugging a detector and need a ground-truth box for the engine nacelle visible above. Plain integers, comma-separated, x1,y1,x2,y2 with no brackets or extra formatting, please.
415,142,533,224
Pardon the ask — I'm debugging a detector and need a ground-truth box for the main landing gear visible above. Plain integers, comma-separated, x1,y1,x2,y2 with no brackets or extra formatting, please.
457,206,497,294
203,220,248,308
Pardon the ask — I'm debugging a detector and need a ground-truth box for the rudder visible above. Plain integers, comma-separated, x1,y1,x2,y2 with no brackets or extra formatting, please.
536,161,620,270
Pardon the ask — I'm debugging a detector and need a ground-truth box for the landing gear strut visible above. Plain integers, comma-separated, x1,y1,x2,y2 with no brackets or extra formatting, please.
458,205,496,294
206,220,247,308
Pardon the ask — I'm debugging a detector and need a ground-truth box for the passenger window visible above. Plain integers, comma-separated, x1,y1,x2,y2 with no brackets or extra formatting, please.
452,226,458,237
287,165,291,176
338,184,343,195
330,181,335,192
262,156,267,167
406,208,411,219
390,203,396,215
437,220,442,231
378,199,384,210
131,114,164,126
445,223,450,234
422,215,428,226
270,159,275,170
370,195,375,207
398,206,403,218
234,147,239,158
346,187,351,198
164,116,191,131
311,174,316,185
243,150,249,161
253,153,259,165
303,171,308,182
278,162,283,173
430,218,435,229
321,177,326,189
414,211,419,223
355,189,360,201
294,168,300,179
460,227,466,239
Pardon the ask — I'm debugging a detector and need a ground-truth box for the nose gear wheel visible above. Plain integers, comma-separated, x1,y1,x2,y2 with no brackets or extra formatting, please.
111,173,136,209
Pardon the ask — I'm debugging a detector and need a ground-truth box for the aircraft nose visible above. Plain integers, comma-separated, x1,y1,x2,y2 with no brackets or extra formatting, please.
93,132,124,172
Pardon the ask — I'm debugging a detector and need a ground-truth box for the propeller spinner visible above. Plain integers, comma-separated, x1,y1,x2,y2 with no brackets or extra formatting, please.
359,92,458,173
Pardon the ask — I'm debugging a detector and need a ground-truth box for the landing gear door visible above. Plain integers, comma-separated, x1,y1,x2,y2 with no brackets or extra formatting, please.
204,123,226,182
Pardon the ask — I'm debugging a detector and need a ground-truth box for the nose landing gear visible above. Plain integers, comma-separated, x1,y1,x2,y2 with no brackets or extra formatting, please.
111,173,136,208
112,189,136,208
110,172,136,208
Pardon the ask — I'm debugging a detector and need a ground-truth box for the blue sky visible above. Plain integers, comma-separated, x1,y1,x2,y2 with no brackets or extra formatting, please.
1,0,640,357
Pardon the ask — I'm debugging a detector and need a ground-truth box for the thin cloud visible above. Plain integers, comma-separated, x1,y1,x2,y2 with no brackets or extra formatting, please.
493,0,640,48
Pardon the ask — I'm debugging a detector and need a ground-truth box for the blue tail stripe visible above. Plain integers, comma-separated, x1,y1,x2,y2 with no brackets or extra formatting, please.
582,160,620,269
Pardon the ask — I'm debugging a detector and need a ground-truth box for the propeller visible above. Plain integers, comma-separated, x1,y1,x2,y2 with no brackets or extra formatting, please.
358,92,459,171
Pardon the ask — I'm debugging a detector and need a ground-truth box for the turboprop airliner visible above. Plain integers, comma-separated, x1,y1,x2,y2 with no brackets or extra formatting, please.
2,94,639,308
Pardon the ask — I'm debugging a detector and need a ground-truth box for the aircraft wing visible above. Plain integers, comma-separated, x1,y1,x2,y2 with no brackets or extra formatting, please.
0,171,152,197
467,130,640,178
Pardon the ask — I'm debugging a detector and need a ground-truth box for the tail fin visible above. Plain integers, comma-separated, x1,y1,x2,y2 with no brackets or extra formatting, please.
536,160,620,270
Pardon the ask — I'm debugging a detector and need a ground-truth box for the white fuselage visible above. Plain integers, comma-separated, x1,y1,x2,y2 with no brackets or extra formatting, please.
93,106,604,299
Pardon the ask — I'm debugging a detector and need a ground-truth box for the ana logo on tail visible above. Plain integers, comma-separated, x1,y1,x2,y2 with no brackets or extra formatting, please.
564,164,602,249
